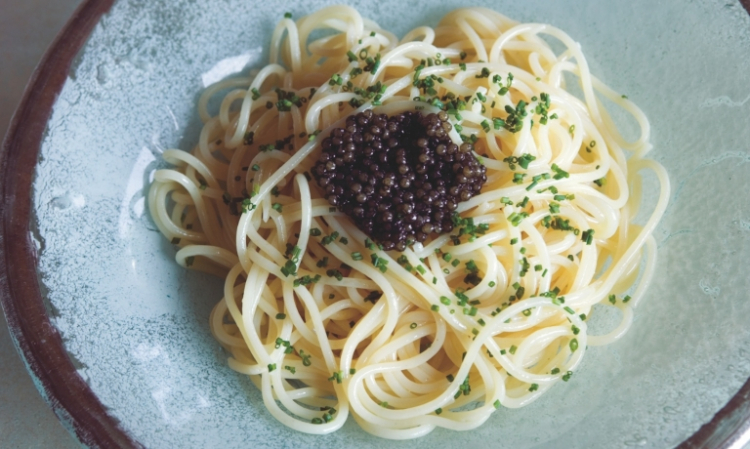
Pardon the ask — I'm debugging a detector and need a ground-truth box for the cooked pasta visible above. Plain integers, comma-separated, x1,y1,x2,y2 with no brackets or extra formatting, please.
149,6,670,439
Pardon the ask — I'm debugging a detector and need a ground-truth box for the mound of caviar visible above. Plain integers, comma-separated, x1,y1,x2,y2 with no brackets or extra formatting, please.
313,110,487,251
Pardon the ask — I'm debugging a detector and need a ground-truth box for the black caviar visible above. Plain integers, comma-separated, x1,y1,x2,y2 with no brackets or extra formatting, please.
313,110,487,251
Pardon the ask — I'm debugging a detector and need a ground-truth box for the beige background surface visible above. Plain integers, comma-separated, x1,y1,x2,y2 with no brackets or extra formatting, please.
1,0,83,447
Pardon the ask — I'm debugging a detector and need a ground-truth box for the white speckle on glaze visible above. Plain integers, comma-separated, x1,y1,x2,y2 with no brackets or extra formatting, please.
701,93,750,108
200,48,263,87
699,278,721,297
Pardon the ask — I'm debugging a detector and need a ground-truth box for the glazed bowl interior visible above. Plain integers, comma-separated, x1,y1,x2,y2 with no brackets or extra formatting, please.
9,0,750,447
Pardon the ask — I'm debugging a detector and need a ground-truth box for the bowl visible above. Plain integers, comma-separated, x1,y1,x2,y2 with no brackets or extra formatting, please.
2,0,750,447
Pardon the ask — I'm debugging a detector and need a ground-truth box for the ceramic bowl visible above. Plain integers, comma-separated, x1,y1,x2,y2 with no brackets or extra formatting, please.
2,0,750,447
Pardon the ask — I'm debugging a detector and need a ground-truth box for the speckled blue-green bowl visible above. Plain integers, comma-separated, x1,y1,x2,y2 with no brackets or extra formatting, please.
2,0,750,447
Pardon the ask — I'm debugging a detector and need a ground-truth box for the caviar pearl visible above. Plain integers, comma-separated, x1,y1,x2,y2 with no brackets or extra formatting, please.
313,110,487,251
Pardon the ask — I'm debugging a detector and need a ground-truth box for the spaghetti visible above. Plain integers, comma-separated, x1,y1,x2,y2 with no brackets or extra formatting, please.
149,6,670,439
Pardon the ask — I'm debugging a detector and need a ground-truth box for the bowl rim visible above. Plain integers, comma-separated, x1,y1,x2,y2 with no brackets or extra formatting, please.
1,1,750,447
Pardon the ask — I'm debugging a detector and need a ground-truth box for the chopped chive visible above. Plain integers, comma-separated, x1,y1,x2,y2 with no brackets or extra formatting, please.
551,163,569,180
275,313,286,319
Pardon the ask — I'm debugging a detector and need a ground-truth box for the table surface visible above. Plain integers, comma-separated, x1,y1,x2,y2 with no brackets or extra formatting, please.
1,0,83,447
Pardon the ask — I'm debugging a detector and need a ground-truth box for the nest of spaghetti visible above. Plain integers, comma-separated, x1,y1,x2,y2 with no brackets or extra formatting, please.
148,5,669,439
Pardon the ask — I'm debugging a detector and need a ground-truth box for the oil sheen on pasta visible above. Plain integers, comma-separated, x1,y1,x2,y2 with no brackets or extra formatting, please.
149,6,670,439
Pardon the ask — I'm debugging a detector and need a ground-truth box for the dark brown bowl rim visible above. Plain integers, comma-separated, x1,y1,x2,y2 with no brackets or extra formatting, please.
2,1,750,447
